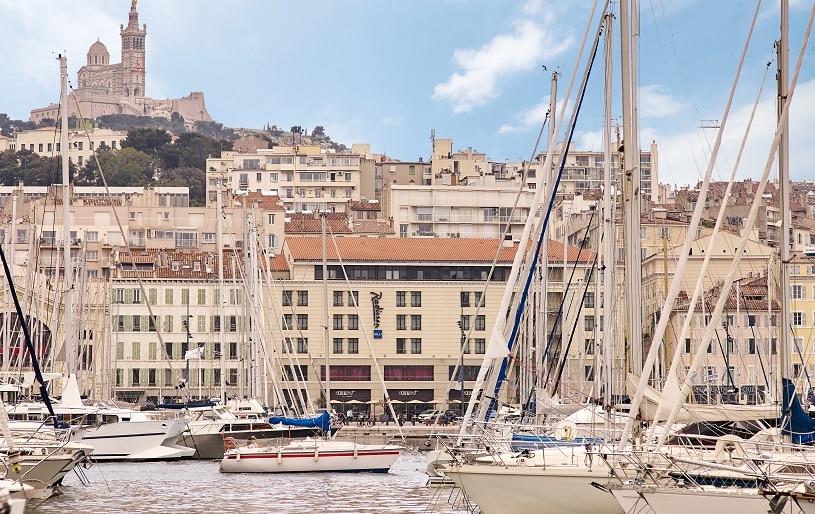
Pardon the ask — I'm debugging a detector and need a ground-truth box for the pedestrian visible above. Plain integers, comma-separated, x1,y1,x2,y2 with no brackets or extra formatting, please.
346,408,353,426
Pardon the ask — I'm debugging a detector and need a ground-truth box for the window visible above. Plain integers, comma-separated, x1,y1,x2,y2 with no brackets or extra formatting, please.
473,338,485,354
794,312,806,326
793,284,806,299
297,290,308,306
282,314,293,330
132,315,142,332
585,339,595,355
459,315,470,331
347,314,359,330
349,291,359,306
333,291,344,307
411,338,422,354
282,338,293,353
584,292,595,308
175,232,198,248
474,292,484,307
131,369,140,386
282,291,292,306
181,289,190,305
747,314,757,327
475,315,486,331
684,338,691,354
132,289,141,304
296,338,308,353
411,291,422,307
296,314,308,330
460,292,470,307
747,338,757,354
198,289,206,305
333,314,343,330
165,289,174,305
461,338,471,354
411,315,422,330
348,338,359,354
396,291,406,307
396,315,406,330
584,316,595,331
584,365,595,381
396,338,407,354
333,338,343,354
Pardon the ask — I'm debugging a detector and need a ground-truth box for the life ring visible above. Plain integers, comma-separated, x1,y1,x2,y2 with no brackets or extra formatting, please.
223,437,237,451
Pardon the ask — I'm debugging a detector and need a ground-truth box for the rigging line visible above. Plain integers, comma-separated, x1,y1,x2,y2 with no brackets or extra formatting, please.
540,198,599,393
552,254,599,395
256,248,312,415
0,241,56,421
462,0,607,435
69,94,177,380
481,7,607,425
635,0,769,440
326,223,405,441
443,109,552,412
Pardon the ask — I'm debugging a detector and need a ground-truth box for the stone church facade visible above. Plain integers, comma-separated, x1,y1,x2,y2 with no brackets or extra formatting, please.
30,0,211,128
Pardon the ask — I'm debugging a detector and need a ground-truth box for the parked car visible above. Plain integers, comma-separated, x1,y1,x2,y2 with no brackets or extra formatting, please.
417,409,441,422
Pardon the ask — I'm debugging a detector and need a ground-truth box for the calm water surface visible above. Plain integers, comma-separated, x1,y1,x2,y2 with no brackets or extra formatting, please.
31,451,471,514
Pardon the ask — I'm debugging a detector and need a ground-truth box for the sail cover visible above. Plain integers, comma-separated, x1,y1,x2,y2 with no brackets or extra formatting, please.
781,377,815,445
269,411,330,432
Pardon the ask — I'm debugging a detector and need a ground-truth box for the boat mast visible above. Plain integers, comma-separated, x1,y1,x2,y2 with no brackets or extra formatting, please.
778,0,791,388
619,0,643,376
58,54,81,397
321,212,330,413
217,177,226,403
601,10,615,413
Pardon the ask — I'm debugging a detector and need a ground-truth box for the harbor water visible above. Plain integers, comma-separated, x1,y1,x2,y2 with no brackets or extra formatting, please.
30,451,470,514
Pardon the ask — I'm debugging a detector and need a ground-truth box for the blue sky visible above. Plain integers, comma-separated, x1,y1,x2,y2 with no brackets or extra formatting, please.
0,0,813,189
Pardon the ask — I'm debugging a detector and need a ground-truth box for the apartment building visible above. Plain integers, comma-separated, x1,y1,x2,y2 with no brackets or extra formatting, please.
206,144,374,214
8,127,127,167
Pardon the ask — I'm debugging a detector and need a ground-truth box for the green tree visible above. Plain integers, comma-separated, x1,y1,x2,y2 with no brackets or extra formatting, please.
122,127,172,155
163,132,232,171
89,147,158,187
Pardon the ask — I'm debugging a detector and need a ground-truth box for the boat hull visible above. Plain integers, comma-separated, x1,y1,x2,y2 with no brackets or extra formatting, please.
219,441,402,473
444,464,623,514
73,418,194,461
640,487,770,514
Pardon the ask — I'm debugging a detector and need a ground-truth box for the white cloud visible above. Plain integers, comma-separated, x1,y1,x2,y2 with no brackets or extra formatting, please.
498,99,550,133
652,78,815,188
433,20,572,113
639,85,684,118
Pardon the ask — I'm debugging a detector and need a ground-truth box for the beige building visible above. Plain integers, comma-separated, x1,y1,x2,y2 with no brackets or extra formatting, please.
387,180,537,240
667,276,779,404
206,145,373,214
9,127,126,167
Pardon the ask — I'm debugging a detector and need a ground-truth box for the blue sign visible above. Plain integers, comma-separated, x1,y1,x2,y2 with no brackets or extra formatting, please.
373,329,382,339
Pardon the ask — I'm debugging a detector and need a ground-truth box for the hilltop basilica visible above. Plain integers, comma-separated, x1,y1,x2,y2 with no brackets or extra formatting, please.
30,0,211,128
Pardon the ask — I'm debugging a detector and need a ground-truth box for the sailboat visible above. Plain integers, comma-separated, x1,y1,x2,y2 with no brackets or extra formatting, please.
3,54,194,463
219,211,402,473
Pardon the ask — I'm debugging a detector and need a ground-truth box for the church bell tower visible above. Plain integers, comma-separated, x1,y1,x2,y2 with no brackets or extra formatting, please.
120,0,147,98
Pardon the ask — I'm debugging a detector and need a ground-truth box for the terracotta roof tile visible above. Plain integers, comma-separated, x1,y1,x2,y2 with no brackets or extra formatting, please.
284,237,595,263
350,220,394,235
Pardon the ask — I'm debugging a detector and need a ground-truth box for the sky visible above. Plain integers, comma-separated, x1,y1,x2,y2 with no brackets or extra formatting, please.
0,0,813,189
